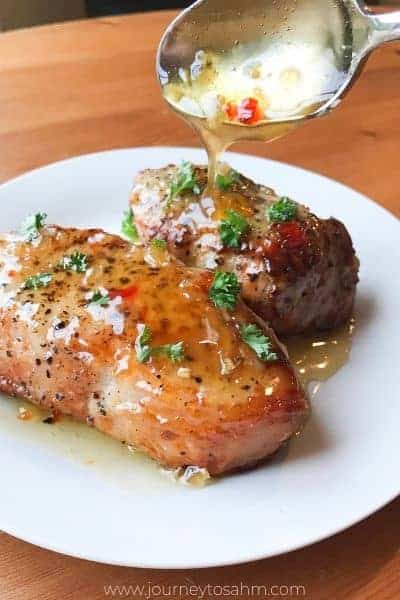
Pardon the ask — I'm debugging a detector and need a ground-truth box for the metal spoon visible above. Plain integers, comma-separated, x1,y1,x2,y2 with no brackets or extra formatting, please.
157,0,400,129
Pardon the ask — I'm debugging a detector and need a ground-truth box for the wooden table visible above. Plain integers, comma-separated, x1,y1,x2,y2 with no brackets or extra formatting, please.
0,11,399,600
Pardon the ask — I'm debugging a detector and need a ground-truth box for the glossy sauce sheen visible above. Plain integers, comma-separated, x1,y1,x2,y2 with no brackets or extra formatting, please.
286,319,355,388
0,226,307,475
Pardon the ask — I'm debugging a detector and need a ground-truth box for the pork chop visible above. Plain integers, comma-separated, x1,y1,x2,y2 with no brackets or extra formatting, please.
130,164,359,336
0,224,308,475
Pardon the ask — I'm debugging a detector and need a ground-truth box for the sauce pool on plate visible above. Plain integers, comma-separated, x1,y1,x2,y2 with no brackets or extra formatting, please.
0,320,354,487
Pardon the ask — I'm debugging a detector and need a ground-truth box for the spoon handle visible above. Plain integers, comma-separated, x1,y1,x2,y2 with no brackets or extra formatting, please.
369,11,400,45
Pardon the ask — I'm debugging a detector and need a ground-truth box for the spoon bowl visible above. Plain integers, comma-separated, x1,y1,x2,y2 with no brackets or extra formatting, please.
157,0,400,127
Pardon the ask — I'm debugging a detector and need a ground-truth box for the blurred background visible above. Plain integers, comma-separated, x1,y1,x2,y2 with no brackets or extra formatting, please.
0,0,397,31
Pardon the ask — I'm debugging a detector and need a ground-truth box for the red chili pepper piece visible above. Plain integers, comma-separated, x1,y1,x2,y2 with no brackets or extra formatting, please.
277,222,307,249
237,97,262,125
109,284,138,300
263,239,281,258
225,101,238,121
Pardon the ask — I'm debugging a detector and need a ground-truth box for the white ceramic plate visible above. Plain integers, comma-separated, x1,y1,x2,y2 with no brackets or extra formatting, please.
0,147,399,569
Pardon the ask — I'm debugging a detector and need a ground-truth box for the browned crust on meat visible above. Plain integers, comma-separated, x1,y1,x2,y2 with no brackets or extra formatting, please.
131,165,359,336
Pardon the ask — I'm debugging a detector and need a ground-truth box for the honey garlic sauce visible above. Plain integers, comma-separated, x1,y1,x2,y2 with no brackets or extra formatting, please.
162,40,329,189
0,394,171,491
285,319,355,389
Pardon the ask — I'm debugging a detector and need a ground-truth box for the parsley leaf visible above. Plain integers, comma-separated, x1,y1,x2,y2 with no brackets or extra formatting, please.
24,273,52,290
89,290,110,306
216,169,239,191
240,323,279,362
151,238,167,250
267,197,298,223
134,324,185,364
21,212,47,242
219,210,250,248
121,209,139,243
152,342,184,363
209,271,240,311
135,324,152,364
61,251,88,273
166,162,200,211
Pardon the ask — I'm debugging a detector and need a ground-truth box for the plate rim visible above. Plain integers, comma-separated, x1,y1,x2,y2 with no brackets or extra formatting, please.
0,493,398,570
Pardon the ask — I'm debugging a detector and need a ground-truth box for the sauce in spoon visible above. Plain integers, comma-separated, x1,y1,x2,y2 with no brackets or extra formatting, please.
162,44,327,189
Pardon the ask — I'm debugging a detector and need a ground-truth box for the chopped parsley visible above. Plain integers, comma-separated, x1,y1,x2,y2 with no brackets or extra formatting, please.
219,210,250,248
209,271,240,311
88,290,110,306
21,212,47,242
121,209,139,243
23,273,52,290
61,251,88,273
240,323,279,362
135,324,184,364
152,342,184,363
166,162,200,211
216,169,239,191
267,197,298,223
135,324,152,363
151,238,167,250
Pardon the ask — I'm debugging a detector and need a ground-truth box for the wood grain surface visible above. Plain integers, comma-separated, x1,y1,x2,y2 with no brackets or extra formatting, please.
0,10,399,600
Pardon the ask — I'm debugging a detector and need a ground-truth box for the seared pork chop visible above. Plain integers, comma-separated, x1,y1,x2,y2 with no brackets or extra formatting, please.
130,165,359,336
0,225,308,475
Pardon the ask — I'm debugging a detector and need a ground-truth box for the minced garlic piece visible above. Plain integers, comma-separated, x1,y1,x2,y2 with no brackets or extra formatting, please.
180,466,211,487
17,406,32,421
160,465,211,487
219,354,237,375
177,367,191,379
